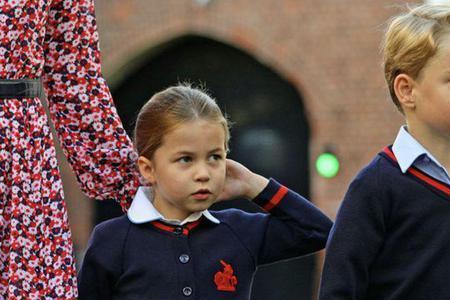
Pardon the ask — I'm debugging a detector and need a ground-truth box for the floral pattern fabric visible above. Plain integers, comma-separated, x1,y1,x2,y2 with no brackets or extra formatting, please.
0,0,140,298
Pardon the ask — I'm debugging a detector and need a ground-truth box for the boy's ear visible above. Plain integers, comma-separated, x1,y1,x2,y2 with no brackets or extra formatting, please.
137,156,156,185
393,74,416,110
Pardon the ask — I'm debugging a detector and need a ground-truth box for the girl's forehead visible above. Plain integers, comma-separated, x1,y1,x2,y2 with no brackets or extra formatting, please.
163,120,226,147
170,119,224,134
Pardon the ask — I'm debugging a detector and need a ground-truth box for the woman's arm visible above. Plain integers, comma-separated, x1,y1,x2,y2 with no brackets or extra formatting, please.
42,0,141,209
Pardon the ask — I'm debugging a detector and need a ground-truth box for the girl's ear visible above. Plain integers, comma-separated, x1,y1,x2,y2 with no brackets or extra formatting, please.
137,156,156,184
394,74,416,110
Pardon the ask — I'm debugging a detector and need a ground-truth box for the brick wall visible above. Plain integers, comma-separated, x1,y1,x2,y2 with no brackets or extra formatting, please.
92,0,419,218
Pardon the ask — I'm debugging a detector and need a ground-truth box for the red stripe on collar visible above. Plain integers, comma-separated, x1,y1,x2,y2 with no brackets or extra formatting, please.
383,146,450,196
151,219,202,236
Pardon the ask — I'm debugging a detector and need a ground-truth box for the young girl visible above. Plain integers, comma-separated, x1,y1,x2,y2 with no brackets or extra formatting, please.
77,84,332,299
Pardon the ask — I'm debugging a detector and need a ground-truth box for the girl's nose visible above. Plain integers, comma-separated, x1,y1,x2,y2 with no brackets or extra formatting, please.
194,163,210,182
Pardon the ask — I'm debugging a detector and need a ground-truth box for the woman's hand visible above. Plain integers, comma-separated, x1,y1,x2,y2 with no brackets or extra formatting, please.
216,159,269,202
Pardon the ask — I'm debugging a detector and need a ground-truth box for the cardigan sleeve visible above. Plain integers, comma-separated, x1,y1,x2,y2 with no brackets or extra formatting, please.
251,179,333,265
41,0,140,209
318,166,387,300
224,179,332,266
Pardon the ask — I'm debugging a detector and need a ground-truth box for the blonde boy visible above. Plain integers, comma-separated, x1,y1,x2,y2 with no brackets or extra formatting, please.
319,4,450,300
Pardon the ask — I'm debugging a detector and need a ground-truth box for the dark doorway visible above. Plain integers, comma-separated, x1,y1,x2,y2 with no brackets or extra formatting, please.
97,35,312,300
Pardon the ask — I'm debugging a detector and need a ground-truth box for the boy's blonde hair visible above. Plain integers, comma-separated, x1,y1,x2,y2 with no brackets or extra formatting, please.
382,4,450,113
134,84,230,159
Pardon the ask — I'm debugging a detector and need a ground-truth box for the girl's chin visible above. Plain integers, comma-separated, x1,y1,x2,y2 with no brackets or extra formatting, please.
187,200,214,210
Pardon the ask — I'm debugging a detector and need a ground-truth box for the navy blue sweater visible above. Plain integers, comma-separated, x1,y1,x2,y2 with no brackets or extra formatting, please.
78,179,332,300
319,147,450,300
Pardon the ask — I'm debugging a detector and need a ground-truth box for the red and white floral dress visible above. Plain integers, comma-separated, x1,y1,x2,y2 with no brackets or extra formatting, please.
0,0,140,298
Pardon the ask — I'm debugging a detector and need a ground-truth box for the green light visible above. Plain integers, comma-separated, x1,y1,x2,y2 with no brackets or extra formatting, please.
316,152,340,178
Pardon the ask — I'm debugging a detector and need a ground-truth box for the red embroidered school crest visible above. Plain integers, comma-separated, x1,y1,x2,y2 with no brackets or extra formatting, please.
214,260,238,291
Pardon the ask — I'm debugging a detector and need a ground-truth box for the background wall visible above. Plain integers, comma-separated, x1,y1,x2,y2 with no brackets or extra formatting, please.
54,0,425,299
94,0,410,217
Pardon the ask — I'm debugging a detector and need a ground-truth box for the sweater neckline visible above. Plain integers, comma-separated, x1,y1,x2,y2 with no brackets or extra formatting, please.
150,219,202,236
381,146,450,198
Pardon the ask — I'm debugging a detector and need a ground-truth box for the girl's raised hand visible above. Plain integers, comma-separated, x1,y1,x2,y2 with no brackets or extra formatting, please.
216,159,269,202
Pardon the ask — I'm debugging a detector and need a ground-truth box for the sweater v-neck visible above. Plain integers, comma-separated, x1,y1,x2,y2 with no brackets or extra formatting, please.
381,146,450,199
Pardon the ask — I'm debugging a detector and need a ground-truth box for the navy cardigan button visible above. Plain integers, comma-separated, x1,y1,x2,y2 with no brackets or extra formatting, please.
179,254,190,264
173,226,183,235
182,286,193,296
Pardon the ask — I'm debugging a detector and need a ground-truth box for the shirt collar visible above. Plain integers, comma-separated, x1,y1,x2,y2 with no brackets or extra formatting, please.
127,187,220,225
392,126,445,174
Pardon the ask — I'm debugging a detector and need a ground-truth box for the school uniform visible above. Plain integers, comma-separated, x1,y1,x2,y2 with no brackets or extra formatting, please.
78,179,332,300
319,126,450,300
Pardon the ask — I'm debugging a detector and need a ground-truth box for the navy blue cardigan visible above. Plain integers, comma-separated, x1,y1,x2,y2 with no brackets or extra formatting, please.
78,179,332,299
319,147,450,300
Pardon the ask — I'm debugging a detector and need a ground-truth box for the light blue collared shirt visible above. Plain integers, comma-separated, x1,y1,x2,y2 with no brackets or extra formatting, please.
392,126,450,184
127,187,220,225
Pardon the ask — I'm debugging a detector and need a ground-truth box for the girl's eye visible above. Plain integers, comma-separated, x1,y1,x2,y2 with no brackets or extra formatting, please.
178,156,192,163
209,154,223,162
